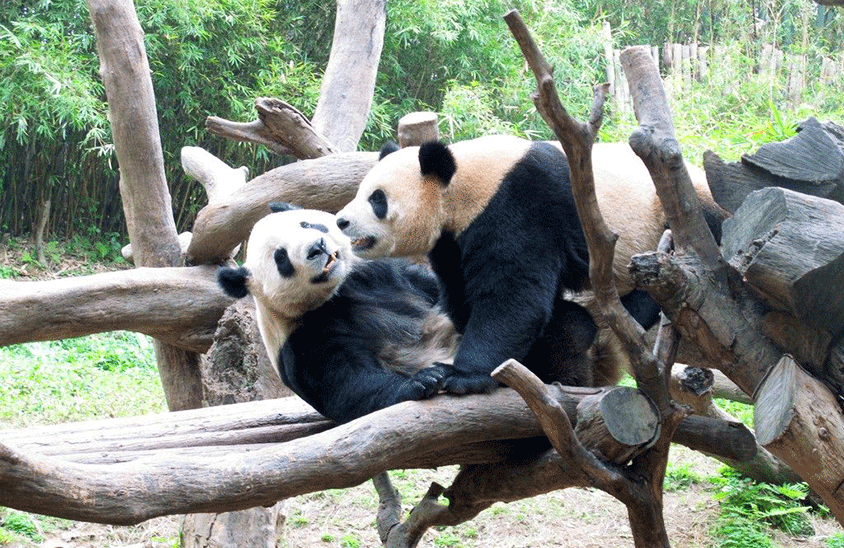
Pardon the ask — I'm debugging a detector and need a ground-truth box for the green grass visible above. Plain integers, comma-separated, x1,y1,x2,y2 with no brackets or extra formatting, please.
0,332,165,428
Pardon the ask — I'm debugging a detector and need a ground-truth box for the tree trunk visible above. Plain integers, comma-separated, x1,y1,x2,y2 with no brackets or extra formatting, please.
182,300,291,548
311,0,386,152
87,0,203,411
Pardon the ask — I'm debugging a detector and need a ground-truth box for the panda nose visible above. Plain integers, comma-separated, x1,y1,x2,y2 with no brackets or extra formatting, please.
336,217,350,230
307,238,329,260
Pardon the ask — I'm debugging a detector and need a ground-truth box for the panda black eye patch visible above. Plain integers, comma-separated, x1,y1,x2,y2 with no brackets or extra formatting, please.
368,189,388,219
300,221,329,233
274,247,295,277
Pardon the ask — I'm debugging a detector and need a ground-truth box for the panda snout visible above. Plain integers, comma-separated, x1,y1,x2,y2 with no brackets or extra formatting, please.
336,217,350,230
307,238,329,261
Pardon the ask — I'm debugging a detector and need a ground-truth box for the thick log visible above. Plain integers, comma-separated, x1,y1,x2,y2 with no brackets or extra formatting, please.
0,266,230,353
755,355,844,523
185,152,377,265
574,387,660,464
87,0,203,412
704,118,844,213
397,111,439,147
723,187,844,339
0,387,755,525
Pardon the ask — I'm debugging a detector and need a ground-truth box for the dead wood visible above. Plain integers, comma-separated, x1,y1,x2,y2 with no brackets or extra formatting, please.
0,266,229,354
755,355,844,522
503,14,692,548
185,151,378,265
397,111,439,147
206,98,337,159
310,0,386,152
723,187,844,343
704,117,844,213
623,44,844,523
0,386,754,526
670,365,799,484
87,0,202,411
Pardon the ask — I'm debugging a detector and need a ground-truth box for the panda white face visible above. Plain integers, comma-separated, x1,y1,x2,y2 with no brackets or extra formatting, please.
244,208,355,318
336,146,446,259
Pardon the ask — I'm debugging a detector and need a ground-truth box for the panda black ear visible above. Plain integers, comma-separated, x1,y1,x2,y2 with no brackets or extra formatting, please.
418,141,456,187
379,141,400,160
268,202,302,213
217,267,251,299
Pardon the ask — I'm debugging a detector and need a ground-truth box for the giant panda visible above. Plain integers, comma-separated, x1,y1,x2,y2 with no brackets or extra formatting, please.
216,202,463,423
335,135,727,395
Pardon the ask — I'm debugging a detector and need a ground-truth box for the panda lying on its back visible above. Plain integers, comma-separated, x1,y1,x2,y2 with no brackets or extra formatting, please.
216,202,460,423
336,136,728,395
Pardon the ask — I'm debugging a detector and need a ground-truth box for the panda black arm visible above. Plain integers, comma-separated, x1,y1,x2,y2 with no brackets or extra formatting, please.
284,333,450,423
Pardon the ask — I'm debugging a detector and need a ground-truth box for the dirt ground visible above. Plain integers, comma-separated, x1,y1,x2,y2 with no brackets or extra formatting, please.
25,447,843,548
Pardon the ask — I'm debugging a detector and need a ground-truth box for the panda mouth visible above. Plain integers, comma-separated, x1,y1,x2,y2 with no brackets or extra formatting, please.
351,236,376,252
311,252,339,283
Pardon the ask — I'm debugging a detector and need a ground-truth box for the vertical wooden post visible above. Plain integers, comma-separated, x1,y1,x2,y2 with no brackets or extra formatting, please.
87,0,203,411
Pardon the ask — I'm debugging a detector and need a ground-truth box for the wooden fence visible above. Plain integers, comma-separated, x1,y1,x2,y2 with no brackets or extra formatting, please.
602,22,843,113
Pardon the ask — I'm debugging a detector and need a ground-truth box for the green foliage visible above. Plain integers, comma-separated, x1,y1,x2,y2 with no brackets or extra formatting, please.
710,469,814,547
828,532,844,548
0,510,41,543
0,332,164,427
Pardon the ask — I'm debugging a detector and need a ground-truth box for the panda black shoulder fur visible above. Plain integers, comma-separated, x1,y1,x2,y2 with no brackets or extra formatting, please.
335,135,728,395
216,202,460,423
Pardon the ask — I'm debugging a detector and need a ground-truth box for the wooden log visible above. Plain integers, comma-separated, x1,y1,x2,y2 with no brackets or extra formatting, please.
704,117,844,213
762,310,832,378
206,98,337,159
185,152,377,265
397,111,438,147
723,186,844,339
0,384,756,525
574,387,659,464
0,266,230,353
755,355,844,523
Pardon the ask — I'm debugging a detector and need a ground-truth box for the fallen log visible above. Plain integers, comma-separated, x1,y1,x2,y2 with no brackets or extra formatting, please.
0,386,755,525
0,266,230,353
722,186,844,387
185,151,377,265
704,117,844,213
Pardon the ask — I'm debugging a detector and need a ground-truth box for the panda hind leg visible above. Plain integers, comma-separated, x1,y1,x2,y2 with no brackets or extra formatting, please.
523,298,600,387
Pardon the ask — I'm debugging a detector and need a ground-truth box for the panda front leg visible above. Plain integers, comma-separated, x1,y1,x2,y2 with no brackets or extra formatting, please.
440,287,555,395
316,353,455,423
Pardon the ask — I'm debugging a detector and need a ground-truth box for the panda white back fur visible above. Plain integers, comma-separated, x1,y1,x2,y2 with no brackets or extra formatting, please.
335,136,727,394
217,203,460,423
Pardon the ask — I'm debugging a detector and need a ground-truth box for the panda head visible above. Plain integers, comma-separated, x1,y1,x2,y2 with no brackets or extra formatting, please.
217,202,355,319
335,141,456,258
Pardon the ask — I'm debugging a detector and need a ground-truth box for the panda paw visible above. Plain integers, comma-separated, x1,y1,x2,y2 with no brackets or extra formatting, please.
399,363,455,400
441,370,499,395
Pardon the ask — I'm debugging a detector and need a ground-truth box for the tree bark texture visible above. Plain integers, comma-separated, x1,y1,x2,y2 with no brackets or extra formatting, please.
0,266,229,353
622,44,844,524
755,355,844,523
186,152,377,265
704,117,844,213
723,187,844,345
206,98,338,158
0,386,755,526
311,0,386,152
87,0,202,411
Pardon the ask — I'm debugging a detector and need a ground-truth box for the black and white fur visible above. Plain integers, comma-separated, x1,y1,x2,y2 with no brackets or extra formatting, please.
217,203,460,423
335,136,727,395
